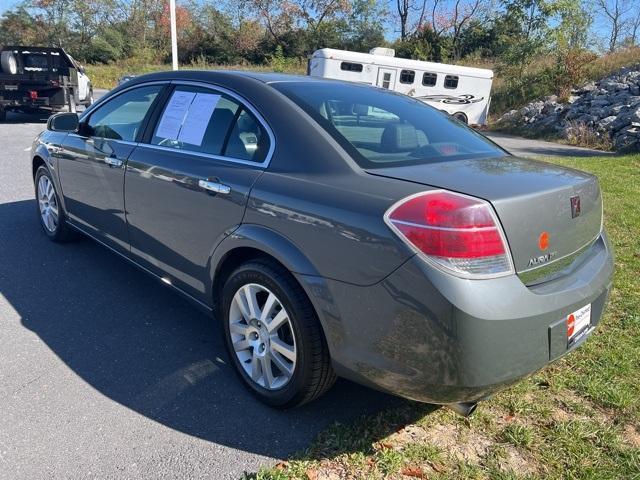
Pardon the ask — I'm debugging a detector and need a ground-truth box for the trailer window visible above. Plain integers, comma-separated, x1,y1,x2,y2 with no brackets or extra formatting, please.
444,75,459,89
422,72,437,87
340,62,363,72
399,70,415,84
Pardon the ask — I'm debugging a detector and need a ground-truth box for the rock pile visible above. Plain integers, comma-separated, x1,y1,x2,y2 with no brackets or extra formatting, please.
496,67,640,152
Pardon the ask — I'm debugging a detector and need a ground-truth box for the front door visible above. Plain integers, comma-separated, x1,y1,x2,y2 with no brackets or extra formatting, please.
58,84,165,253
124,84,272,302
376,68,396,90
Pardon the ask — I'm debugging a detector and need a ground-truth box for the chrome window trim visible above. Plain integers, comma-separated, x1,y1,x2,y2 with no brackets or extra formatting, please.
77,78,276,169
65,134,140,148
144,80,275,169
135,143,271,168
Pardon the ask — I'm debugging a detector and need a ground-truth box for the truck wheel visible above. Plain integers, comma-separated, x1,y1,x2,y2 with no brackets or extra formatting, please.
0,51,18,74
86,88,94,106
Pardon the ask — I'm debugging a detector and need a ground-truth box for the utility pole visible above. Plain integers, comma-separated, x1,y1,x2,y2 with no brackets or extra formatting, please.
169,0,178,70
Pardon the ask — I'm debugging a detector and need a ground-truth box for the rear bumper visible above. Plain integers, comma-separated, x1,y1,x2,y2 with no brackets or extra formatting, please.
298,231,613,404
0,87,67,109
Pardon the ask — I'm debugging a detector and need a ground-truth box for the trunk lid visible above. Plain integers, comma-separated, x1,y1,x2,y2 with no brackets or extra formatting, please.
368,157,602,279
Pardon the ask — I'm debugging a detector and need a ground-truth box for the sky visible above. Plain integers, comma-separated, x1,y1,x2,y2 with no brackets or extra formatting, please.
0,0,612,47
0,0,19,13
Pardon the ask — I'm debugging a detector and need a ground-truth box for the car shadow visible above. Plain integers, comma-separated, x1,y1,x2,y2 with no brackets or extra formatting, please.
0,199,430,459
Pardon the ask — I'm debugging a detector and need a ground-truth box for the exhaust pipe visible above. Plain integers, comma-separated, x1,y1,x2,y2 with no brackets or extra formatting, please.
445,402,478,417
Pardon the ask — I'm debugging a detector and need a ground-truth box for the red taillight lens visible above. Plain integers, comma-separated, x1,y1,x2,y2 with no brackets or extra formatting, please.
29,90,38,100
385,191,514,278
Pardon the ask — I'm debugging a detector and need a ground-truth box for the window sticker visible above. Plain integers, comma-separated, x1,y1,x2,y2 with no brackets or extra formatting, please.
155,90,196,140
177,93,221,146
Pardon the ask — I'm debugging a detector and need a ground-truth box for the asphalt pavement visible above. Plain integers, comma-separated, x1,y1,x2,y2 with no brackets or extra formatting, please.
0,92,612,479
0,94,404,479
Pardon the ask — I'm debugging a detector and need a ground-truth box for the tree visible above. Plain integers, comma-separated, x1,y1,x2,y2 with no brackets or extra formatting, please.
553,3,596,100
593,0,632,52
449,0,483,59
397,0,411,40
0,7,47,45
496,0,568,102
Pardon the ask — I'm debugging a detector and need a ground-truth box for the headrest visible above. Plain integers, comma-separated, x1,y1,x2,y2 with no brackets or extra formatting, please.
381,124,419,152
353,104,369,116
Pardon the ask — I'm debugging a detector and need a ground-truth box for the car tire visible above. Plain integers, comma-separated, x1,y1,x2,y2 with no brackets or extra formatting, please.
0,108,6,122
221,259,336,408
1,51,17,74
86,88,94,107
34,166,76,243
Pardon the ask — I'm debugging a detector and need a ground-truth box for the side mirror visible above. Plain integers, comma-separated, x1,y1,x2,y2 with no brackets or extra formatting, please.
47,112,79,132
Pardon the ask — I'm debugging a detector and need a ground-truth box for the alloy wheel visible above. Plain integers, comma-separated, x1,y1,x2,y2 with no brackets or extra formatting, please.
228,283,297,390
38,175,59,233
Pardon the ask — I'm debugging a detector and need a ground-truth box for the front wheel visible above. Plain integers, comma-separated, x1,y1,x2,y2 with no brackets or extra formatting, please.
35,166,76,242
221,259,336,408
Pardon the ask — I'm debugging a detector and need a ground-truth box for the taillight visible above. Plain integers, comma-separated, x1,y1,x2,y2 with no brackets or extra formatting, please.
29,90,38,100
385,190,514,278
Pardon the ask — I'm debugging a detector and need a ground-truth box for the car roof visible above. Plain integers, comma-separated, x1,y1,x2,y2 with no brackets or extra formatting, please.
121,69,348,88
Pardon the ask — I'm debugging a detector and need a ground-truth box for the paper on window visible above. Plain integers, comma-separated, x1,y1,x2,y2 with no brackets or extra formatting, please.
155,90,196,140
177,93,221,146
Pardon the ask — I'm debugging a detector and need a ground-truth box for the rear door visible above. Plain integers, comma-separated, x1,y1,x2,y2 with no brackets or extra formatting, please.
58,84,166,253
124,83,272,302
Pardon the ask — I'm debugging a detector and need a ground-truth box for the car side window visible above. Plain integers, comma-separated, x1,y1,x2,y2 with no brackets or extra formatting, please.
151,86,240,156
223,109,269,162
86,86,162,141
151,85,270,163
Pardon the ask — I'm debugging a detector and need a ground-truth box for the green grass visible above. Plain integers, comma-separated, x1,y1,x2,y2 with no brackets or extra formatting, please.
249,154,640,480
86,59,306,90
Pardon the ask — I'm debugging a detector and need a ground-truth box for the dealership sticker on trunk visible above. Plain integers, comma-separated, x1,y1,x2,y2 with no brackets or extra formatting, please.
567,304,591,343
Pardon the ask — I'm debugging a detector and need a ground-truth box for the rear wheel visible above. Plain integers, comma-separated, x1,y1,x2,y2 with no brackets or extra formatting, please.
221,259,335,408
34,166,76,242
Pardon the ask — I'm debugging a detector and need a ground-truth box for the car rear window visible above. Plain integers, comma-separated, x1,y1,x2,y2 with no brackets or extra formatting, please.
273,82,505,168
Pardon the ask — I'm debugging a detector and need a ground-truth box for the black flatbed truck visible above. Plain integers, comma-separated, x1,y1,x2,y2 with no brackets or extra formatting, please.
0,46,93,122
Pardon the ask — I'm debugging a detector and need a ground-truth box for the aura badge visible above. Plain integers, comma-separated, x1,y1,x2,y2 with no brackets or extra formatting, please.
570,195,581,218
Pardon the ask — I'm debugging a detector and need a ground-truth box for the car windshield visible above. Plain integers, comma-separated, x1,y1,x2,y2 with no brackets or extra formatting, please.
273,81,506,168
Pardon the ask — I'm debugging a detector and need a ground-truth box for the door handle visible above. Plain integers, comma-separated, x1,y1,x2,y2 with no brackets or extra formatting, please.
104,157,123,168
198,180,231,195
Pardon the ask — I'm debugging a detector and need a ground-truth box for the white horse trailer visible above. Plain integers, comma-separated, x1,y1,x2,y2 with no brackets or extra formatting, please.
308,48,493,126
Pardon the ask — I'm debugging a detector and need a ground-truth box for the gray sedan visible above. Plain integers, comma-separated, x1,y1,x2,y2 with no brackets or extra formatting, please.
31,71,613,415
